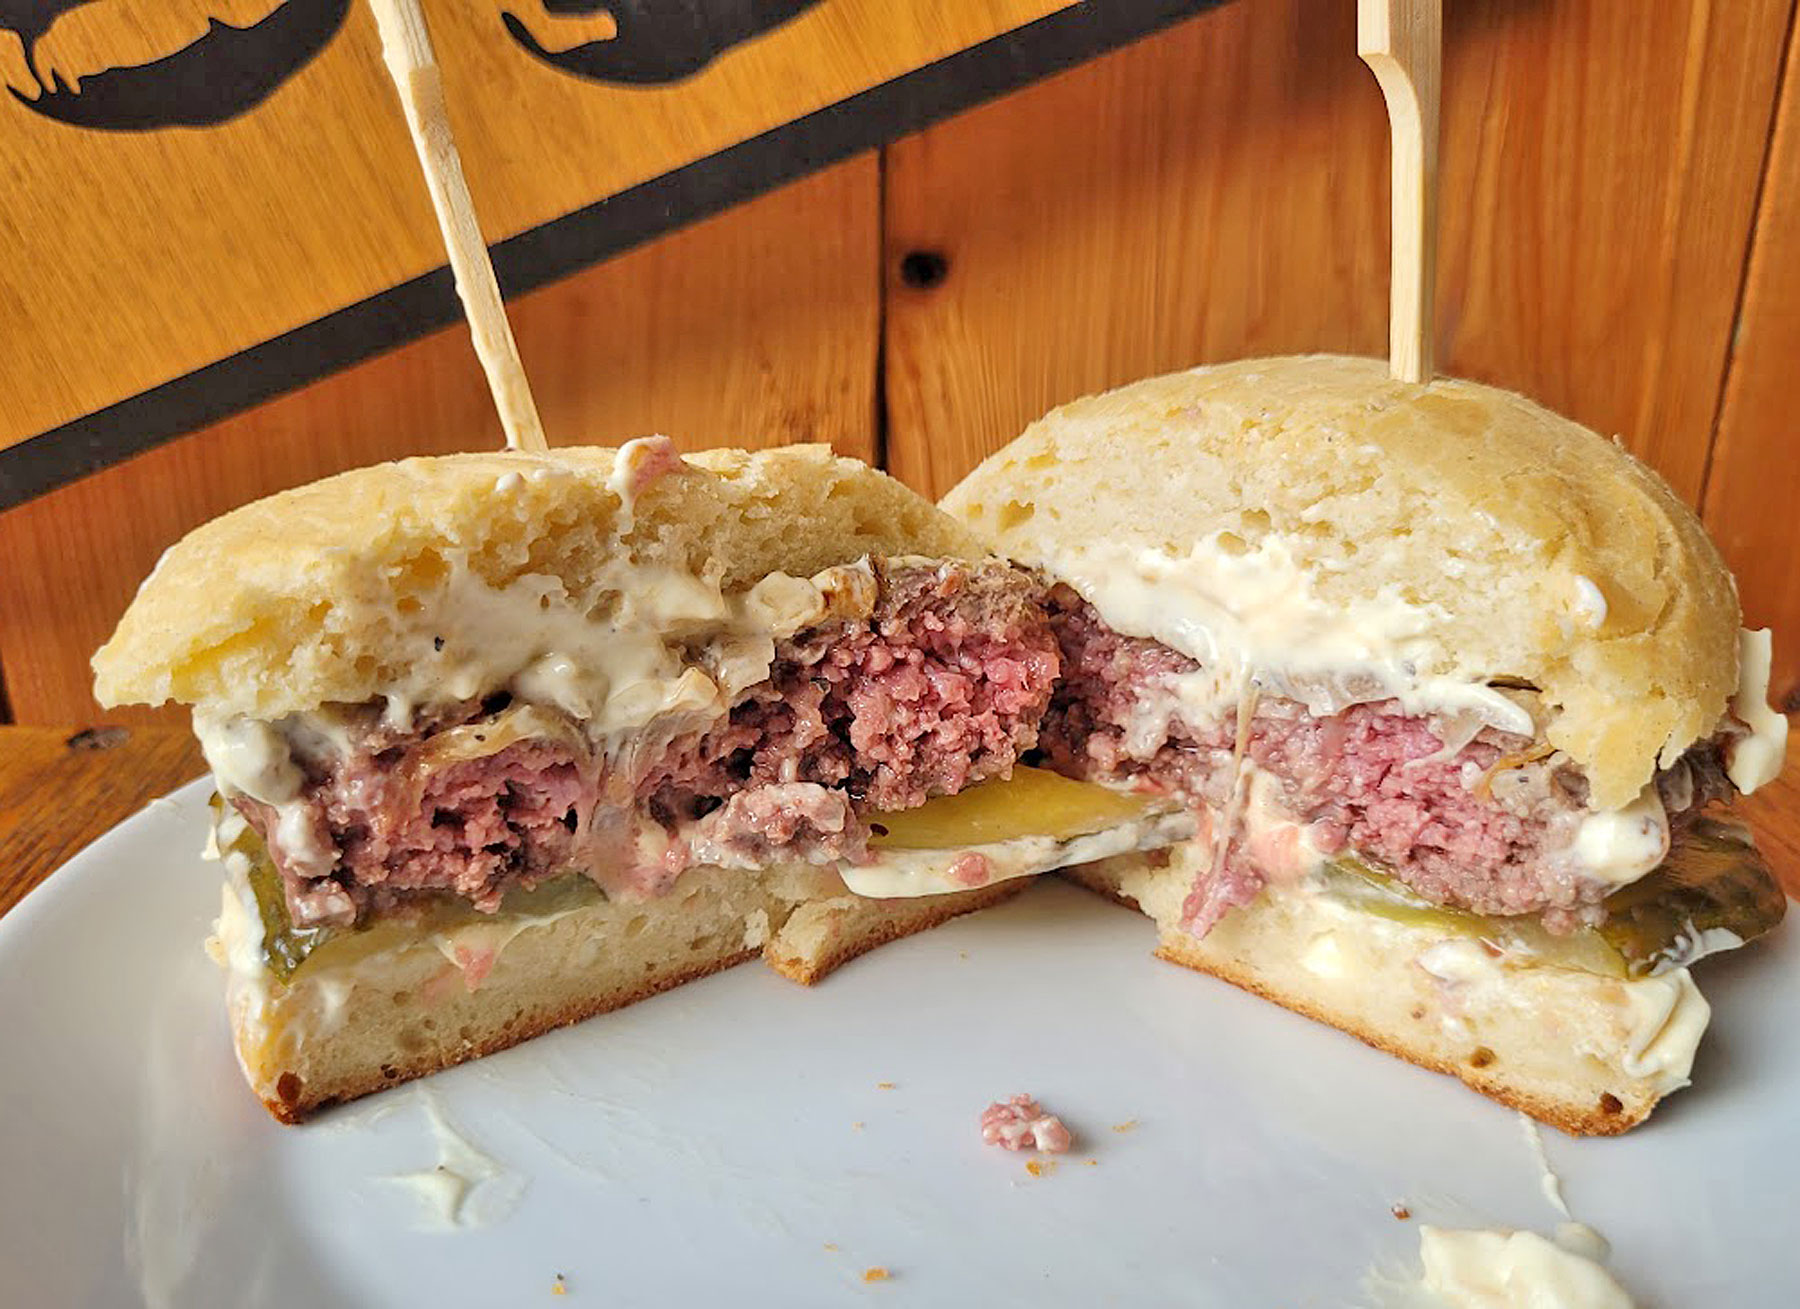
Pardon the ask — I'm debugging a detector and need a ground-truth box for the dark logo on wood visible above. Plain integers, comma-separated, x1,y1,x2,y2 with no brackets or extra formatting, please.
502,0,821,86
3,0,349,130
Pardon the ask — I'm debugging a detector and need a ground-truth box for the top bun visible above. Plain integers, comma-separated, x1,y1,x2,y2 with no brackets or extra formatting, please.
95,443,979,721
942,355,1740,810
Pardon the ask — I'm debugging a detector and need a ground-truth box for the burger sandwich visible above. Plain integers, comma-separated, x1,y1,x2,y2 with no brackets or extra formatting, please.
93,439,1191,1121
942,355,1789,1134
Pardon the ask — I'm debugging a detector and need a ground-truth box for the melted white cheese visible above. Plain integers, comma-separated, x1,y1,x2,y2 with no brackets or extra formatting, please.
1727,628,1788,794
1419,1227,1635,1309
1041,532,1535,734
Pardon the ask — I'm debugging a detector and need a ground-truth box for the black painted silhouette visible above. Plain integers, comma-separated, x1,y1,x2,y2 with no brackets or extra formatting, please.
3,0,348,130
1,1,100,86
503,0,821,86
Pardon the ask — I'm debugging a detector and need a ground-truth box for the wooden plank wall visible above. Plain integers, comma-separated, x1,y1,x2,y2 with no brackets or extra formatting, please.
0,159,878,727
1708,14,1800,713
3,0,1798,726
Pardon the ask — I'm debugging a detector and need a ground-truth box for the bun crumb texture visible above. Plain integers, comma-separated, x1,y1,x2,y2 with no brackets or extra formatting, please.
94,444,978,722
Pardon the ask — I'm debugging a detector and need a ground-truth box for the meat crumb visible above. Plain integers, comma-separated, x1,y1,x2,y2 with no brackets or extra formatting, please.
981,1094,1073,1153
1392,1204,1412,1221
863,1267,891,1283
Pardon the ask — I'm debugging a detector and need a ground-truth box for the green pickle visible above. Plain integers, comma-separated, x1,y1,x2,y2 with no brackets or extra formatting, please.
1324,816,1785,978
217,799,601,986
1594,817,1787,974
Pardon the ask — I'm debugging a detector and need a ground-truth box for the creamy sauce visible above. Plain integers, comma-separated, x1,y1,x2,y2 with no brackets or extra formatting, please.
1514,1114,1569,1218
1239,765,1330,884
1569,787,1668,888
1569,575,1608,629
208,853,278,1074
1041,532,1536,735
1419,1227,1635,1309
1652,925,1743,976
1726,628,1787,794
1299,930,1350,979
605,436,673,534
429,899,599,995
1411,939,1711,1094
1553,1224,1610,1265
1415,939,1500,987
839,809,1198,899
193,558,884,828
1038,531,1709,892
376,1087,522,1230
1619,967,1709,1091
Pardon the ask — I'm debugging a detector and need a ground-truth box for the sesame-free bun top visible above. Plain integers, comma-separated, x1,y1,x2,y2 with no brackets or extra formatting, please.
95,443,980,721
942,355,1740,810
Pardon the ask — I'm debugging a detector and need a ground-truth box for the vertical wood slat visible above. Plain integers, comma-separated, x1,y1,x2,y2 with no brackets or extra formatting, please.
882,0,1795,504
1705,14,1800,711
0,158,879,728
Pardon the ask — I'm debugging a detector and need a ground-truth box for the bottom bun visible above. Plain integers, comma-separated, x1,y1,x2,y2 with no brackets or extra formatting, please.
217,863,1020,1123
1062,849,1713,1136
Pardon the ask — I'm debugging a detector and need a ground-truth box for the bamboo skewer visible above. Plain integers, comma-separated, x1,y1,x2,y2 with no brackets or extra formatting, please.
1358,0,1441,385
369,0,547,452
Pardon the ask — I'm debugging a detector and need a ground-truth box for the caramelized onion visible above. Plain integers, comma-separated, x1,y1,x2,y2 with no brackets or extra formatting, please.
410,704,590,769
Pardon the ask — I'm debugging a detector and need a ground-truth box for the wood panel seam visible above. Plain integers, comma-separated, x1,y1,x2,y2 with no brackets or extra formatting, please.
1698,0,1800,514
874,145,893,474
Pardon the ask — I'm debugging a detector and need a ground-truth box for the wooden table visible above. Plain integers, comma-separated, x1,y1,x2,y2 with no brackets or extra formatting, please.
2,723,1797,921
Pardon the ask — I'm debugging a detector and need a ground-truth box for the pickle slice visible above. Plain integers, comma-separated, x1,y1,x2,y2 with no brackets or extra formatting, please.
1596,817,1786,974
211,796,324,983
867,767,1161,850
227,822,332,985
221,806,602,985
1322,817,1786,979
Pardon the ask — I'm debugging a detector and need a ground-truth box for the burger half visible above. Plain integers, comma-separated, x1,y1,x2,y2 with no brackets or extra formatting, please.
94,440,1187,1121
942,355,1789,1134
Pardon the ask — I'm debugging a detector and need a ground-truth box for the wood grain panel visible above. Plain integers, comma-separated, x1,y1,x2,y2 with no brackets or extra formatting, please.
0,726,206,920
0,0,1065,449
883,0,1793,503
0,158,878,727
1705,17,1800,713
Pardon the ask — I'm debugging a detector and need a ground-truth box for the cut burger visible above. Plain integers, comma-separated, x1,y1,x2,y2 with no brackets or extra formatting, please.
93,439,1184,1121
942,355,1788,1134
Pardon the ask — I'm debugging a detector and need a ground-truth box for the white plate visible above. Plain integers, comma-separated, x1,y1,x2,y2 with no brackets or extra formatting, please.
1,780,1794,1306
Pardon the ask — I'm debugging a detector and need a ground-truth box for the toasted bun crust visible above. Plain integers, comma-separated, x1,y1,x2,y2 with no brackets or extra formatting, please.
943,356,1740,809
95,444,980,720
1063,854,1693,1135
230,862,1021,1123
